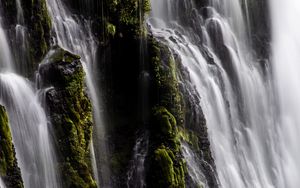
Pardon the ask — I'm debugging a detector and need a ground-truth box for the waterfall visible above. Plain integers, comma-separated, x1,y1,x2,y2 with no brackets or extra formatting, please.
0,10,60,188
126,133,149,188
270,0,300,187
181,142,208,188
149,0,278,187
13,0,30,73
0,74,61,188
0,178,6,188
0,26,14,71
46,0,111,186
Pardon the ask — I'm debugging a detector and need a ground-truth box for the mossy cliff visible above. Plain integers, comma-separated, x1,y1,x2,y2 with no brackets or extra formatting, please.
146,38,186,188
146,36,218,188
22,0,52,69
0,105,24,188
90,0,151,186
38,47,97,188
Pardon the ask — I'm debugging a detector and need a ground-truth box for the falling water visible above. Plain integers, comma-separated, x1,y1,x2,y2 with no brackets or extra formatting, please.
13,0,30,73
0,11,60,188
149,0,278,187
181,143,208,188
271,0,300,187
0,178,6,188
126,133,149,188
46,0,110,186
0,74,61,188
0,25,14,71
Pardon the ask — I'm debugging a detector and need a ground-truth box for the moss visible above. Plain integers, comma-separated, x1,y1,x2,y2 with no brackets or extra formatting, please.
149,37,184,127
106,0,151,38
0,106,14,176
39,47,97,188
146,37,187,187
148,37,218,187
106,22,116,37
0,106,24,188
22,0,52,71
149,145,185,188
178,128,200,152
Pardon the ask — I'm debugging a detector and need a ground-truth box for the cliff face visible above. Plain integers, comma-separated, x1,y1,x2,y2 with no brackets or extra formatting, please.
38,47,97,188
0,0,272,187
0,105,23,188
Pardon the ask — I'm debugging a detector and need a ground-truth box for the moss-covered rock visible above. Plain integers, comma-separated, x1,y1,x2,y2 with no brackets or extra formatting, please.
106,0,150,38
146,37,186,188
38,47,97,188
22,0,52,70
146,36,218,188
0,105,24,188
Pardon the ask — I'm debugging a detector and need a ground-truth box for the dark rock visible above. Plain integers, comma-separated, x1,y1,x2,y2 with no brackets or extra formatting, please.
38,47,97,188
0,105,24,188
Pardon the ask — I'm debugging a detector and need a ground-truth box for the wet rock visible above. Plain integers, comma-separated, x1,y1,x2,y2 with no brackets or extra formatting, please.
0,105,24,188
38,47,97,188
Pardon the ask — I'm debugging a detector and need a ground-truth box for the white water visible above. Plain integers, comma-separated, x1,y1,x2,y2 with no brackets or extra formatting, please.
271,0,300,187
0,11,60,188
181,143,208,188
149,0,279,187
126,133,149,188
0,74,60,188
46,0,110,186
0,26,14,71
0,178,6,188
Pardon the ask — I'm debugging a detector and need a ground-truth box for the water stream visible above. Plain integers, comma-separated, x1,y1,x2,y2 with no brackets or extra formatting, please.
270,0,300,187
149,0,278,187
46,0,110,186
0,7,60,188
126,133,149,188
0,178,6,188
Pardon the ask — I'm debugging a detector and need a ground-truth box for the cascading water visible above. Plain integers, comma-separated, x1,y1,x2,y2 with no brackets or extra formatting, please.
126,133,149,188
270,0,300,187
149,0,279,187
0,26,14,71
181,142,208,188
13,0,30,73
0,178,6,188
0,10,60,188
46,0,110,186
0,74,61,188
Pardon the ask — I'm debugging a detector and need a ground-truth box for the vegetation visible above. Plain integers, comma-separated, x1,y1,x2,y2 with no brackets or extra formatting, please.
0,106,24,188
39,47,96,188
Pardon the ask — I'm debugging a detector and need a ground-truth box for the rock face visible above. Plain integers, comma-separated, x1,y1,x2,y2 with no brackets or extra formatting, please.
38,47,97,188
0,105,24,188
146,37,218,188
146,38,186,188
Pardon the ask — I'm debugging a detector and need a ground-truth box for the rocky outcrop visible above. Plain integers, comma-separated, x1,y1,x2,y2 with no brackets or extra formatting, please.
38,47,97,188
146,38,186,188
0,105,24,188
146,36,218,188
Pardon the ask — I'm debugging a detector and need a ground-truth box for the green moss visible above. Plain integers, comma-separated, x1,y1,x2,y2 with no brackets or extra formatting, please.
0,106,24,188
22,0,52,71
178,128,200,152
0,106,14,176
40,48,97,188
147,37,187,188
149,37,184,127
150,145,185,188
106,22,116,37
106,0,151,38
